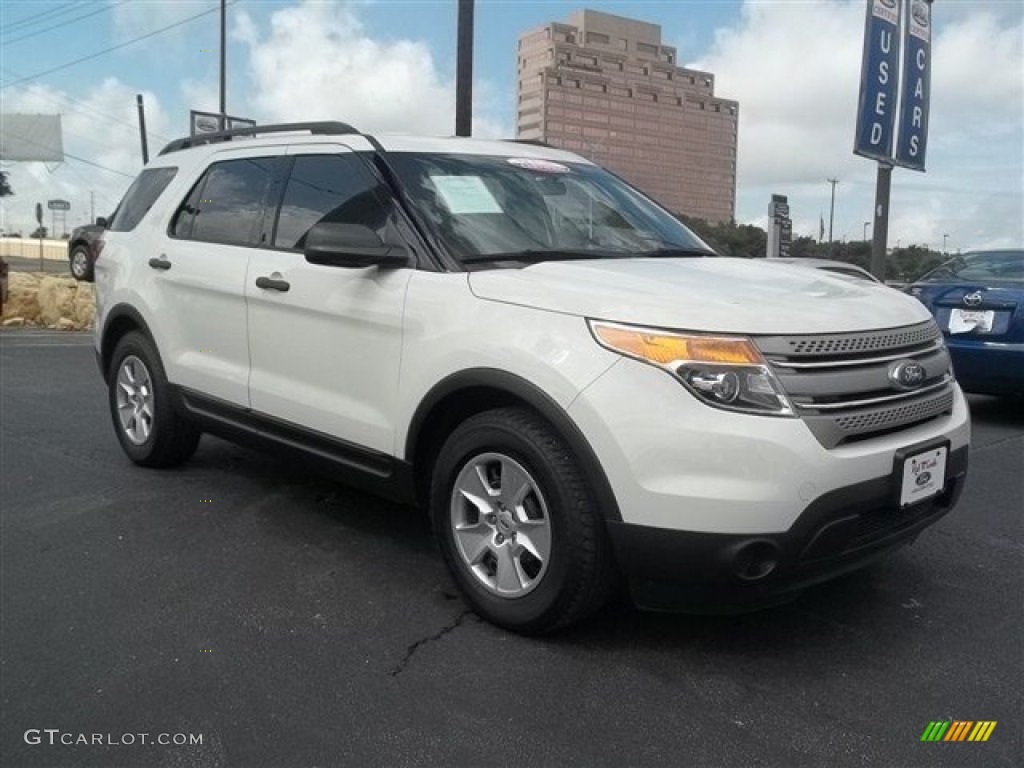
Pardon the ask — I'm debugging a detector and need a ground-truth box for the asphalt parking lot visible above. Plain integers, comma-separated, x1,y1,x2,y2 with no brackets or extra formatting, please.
2,329,1021,768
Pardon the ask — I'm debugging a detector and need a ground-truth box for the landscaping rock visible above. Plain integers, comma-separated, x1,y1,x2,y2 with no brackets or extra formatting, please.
3,272,41,321
2,272,96,330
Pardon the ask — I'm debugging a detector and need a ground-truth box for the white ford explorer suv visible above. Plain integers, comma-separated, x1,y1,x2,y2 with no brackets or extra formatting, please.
94,122,970,633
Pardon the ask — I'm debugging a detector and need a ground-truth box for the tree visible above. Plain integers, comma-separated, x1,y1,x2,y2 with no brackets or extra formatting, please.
0,170,12,197
678,214,767,259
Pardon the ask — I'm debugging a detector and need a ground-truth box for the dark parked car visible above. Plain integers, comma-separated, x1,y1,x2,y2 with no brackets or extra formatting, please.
67,218,107,281
908,249,1024,396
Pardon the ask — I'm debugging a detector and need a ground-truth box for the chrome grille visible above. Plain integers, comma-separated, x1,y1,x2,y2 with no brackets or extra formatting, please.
755,321,955,448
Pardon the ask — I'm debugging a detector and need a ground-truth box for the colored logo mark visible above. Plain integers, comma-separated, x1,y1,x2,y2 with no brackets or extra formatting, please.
920,721,996,742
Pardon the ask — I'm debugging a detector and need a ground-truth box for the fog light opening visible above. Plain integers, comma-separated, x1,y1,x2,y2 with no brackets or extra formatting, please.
733,541,779,581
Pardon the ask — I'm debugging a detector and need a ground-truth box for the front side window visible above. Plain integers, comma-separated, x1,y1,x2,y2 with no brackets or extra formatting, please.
109,167,177,232
187,158,276,246
386,153,712,264
273,154,391,250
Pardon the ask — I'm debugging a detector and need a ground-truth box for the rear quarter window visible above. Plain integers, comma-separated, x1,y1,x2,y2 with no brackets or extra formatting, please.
109,167,178,232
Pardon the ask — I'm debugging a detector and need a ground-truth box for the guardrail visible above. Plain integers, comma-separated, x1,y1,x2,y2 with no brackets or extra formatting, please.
0,238,69,261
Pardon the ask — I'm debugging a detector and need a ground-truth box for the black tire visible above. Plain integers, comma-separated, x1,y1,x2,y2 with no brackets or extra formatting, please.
107,331,200,468
431,407,613,634
69,246,93,281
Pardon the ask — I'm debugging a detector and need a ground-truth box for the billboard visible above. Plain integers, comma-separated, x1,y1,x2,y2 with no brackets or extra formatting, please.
766,194,792,258
0,114,64,161
189,110,256,137
853,0,902,163
895,0,932,171
47,199,71,211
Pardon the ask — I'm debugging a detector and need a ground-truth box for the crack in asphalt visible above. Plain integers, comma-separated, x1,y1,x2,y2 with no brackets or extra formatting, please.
389,610,471,677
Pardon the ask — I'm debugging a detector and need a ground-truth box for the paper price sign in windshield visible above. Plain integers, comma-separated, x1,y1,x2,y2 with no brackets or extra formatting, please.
430,176,503,214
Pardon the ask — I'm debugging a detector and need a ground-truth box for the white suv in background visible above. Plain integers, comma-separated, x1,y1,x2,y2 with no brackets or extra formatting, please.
94,122,970,633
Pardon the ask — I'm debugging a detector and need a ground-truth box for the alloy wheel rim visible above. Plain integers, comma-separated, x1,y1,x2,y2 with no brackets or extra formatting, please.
72,250,88,276
449,452,552,598
115,355,154,445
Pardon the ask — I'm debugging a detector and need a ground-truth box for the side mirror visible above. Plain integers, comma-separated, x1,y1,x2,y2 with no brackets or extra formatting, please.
95,217,108,228
304,222,408,269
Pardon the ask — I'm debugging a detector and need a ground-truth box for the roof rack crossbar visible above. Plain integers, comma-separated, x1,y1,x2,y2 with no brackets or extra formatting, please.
158,121,360,155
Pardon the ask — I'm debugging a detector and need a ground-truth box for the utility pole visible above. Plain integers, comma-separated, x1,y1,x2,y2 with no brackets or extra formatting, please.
219,0,227,131
869,164,892,279
942,233,949,255
90,191,95,223
863,221,870,241
826,178,839,242
136,94,149,164
455,0,474,137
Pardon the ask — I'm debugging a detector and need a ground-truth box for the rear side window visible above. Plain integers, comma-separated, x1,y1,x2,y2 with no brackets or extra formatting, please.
109,167,177,232
273,154,391,250
180,158,276,246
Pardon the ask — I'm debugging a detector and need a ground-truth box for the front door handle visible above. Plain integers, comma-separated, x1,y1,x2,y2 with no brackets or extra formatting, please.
148,257,172,271
255,276,290,292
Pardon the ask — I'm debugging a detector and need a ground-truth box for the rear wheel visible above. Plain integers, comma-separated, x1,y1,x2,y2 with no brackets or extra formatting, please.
431,407,612,634
108,331,200,467
69,246,93,281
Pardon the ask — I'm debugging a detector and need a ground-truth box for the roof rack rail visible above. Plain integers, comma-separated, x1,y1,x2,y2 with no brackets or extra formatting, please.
504,138,554,148
158,121,360,156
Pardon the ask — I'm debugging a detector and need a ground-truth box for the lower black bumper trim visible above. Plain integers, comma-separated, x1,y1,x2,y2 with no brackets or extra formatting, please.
609,445,968,612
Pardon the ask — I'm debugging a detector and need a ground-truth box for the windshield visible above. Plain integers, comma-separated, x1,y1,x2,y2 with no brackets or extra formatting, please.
386,153,714,264
919,250,1024,284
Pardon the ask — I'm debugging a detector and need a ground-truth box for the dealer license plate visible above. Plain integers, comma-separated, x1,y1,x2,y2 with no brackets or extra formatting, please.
949,308,994,334
899,446,947,506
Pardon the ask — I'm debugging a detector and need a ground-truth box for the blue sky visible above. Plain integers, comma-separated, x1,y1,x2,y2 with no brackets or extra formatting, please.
2,1,741,133
1,1,1021,251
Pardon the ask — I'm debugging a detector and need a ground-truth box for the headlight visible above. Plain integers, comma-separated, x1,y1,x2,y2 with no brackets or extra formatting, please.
589,320,795,417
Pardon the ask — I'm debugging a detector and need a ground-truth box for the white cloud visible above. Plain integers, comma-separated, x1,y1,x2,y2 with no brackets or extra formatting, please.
1,80,172,234
692,0,1023,251
112,0,216,48
235,1,508,138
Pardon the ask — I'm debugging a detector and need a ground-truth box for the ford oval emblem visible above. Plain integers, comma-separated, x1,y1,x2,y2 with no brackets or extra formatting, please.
915,471,932,487
888,360,927,390
878,0,897,7
963,291,983,306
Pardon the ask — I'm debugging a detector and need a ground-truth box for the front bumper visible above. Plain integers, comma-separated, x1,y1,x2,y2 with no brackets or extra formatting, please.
567,356,972,610
607,445,968,611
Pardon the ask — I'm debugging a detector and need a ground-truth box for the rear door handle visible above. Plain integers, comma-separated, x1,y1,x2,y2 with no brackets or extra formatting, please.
255,276,290,292
148,257,172,271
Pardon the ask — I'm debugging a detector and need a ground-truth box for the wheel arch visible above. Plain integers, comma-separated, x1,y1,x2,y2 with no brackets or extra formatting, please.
68,238,91,254
405,368,622,522
99,303,157,383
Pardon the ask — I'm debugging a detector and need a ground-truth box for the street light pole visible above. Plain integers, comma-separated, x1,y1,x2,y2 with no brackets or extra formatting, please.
827,178,839,242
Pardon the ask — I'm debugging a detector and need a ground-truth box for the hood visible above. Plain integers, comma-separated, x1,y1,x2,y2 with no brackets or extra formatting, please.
469,257,933,335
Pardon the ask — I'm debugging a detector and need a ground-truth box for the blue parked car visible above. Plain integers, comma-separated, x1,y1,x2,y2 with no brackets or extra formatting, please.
908,249,1024,397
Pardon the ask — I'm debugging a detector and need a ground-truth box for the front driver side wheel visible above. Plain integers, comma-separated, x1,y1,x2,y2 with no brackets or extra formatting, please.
108,331,200,467
431,407,613,634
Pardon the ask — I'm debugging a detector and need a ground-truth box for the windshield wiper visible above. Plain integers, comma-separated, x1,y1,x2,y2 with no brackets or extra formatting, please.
634,247,716,258
461,249,630,264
